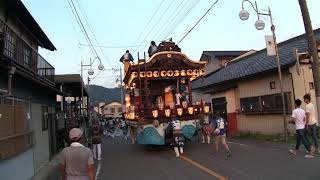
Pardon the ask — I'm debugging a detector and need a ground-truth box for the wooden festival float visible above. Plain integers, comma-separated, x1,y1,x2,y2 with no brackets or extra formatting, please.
122,40,210,145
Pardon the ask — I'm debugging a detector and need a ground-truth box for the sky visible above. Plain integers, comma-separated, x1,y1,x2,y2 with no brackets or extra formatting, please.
21,0,320,88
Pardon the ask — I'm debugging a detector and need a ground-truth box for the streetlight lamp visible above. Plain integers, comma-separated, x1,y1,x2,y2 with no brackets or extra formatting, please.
239,0,288,142
80,57,104,141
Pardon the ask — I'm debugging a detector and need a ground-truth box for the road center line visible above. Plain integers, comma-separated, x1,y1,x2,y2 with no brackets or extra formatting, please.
171,151,228,180
228,141,281,151
95,161,102,180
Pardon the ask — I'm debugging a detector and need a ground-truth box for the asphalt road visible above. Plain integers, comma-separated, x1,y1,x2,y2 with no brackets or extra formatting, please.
95,134,320,180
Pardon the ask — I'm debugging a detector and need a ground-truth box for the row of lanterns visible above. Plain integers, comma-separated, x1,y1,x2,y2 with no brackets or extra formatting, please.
151,105,210,119
131,69,205,79
126,105,210,120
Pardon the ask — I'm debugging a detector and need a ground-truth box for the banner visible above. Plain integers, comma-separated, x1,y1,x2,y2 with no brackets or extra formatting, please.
265,35,276,56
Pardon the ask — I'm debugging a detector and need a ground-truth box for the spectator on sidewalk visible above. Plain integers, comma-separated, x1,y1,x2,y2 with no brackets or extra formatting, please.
91,121,104,160
289,99,314,158
60,128,95,180
303,94,319,153
213,114,231,157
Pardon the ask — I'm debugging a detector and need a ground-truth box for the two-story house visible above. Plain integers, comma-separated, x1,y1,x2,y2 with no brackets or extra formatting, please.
100,101,124,119
0,1,60,179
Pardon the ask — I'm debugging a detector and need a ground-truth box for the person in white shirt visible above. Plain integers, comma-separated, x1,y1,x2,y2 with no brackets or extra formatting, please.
304,94,319,153
289,99,313,158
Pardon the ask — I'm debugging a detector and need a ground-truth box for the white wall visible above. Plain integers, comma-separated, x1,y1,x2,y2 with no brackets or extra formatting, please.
0,149,34,180
31,103,49,172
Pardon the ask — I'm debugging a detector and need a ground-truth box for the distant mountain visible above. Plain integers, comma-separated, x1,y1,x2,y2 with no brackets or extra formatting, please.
88,85,122,105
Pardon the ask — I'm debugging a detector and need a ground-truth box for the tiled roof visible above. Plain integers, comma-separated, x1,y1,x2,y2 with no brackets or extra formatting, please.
9,0,56,51
193,29,320,90
200,51,248,61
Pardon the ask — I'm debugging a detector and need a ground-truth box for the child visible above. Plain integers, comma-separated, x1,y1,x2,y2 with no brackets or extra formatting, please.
172,119,185,157
201,114,213,144
214,115,231,157
289,99,314,158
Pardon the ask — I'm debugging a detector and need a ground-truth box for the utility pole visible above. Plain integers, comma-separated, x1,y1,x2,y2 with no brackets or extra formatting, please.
298,0,320,119
119,66,124,114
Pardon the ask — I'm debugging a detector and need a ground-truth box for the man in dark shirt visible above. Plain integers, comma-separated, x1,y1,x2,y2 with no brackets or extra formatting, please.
119,50,134,63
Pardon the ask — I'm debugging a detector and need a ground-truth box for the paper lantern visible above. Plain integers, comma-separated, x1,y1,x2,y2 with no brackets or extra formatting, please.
152,110,159,118
204,105,210,114
199,69,205,76
165,109,171,117
188,107,194,115
147,71,153,77
177,108,183,116
187,69,193,76
161,71,167,77
140,72,145,78
174,70,180,77
153,71,159,77
167,70,174,77
180,70,186,76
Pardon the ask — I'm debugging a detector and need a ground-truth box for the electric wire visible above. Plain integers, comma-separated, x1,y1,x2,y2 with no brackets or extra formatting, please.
151,0,187,41
76,0,114,68
131,0,166,47
161,0,200,40
133,0,175,55
178,0,219,44
67,0,101,64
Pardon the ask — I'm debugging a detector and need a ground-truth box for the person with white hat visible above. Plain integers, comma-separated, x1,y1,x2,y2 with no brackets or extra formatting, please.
60,128,95,180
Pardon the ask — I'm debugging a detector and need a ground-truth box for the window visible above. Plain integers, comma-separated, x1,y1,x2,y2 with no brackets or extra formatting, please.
309,82,314,90
240,93,292,114
42,106,48,131
270,82,276,90
111,108,115,113
240,96,262,113
118,107,122,113
261,93,291,113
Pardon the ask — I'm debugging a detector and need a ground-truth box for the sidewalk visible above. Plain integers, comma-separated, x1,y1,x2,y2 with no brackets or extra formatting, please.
31,155,60,180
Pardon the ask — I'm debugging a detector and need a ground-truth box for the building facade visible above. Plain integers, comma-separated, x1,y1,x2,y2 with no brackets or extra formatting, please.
193,30,320,135
0,1,58,180
100,101,124,119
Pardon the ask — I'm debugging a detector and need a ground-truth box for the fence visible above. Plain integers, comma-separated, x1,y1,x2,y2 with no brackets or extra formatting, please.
0,96,33,160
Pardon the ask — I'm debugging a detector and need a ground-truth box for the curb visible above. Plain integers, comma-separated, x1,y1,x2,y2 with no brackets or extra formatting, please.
31,155,60,180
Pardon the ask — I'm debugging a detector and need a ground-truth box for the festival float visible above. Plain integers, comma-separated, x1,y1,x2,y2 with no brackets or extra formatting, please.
122,40,209,145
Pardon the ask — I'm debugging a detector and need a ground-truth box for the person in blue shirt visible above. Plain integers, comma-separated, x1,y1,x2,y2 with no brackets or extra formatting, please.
213,113,231,157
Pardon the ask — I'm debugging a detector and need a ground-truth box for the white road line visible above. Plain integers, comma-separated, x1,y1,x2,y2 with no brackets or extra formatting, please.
228,141,281,151
95,161,102,180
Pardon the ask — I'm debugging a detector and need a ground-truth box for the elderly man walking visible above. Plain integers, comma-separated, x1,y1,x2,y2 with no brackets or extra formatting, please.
60,128,95,180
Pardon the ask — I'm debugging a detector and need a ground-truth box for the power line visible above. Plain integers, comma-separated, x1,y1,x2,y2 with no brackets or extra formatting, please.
165,0,200,39
133,0,176,55
132,0,166,47
79,43,149,49
67,0,100,63
178,0,219,44
76,0,113,68
161,0,200,40
151,0,187,41
79,31,188,49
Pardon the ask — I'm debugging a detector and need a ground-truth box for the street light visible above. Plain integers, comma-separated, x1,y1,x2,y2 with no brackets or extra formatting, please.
239,0,288,142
